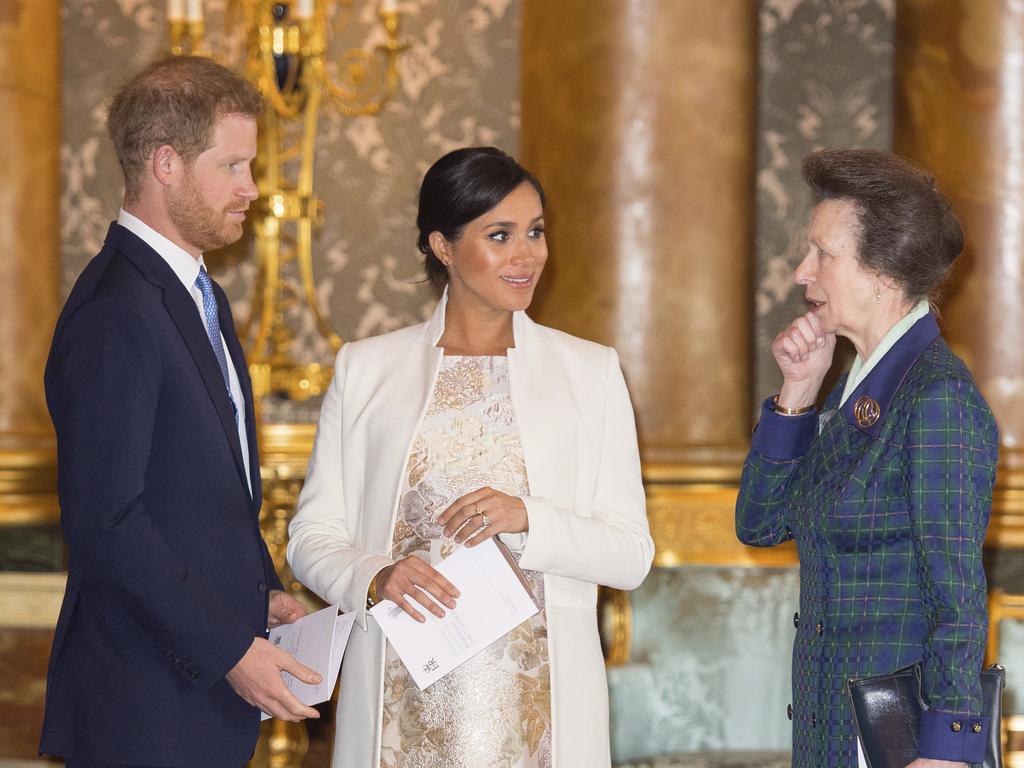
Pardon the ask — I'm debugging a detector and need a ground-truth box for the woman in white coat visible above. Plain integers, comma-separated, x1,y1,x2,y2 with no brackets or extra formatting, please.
287,147,654,768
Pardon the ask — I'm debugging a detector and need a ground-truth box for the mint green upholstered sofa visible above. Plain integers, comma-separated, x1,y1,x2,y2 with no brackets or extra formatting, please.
609,565,799,767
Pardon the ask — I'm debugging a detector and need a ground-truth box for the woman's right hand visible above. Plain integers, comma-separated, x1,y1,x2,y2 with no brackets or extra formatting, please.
373,555,460,623
771,309,836,408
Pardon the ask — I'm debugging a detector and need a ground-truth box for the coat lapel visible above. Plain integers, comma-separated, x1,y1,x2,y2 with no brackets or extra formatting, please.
218,287,262,507
111,225,250,492
380,303,445,479
160,282,250,490
507,313,579,501
840,314,941,438
354,309,443,541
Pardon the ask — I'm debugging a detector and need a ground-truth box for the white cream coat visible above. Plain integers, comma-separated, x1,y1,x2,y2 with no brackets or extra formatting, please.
286,298,654,768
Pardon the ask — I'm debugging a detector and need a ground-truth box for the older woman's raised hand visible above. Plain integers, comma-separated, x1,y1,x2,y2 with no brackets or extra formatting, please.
439,487,529,547
772,309,836,409
373,556,460,623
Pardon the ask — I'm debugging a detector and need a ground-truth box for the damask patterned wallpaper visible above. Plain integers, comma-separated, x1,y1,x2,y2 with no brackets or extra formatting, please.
61,0,894,422
755,0,894,401
61,0,519,422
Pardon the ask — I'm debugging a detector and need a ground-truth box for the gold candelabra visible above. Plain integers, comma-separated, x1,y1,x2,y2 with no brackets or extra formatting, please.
168,0,407,401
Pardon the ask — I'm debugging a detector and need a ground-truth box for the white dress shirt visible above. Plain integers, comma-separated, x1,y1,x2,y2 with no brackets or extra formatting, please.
118,209,252,497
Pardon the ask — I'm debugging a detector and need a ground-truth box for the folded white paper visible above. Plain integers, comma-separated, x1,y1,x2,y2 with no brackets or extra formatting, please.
262,604,355,720
369,537,539,690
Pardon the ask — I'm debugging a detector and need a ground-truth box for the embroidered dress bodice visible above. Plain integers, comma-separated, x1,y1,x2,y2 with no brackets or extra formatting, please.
379,355,552,768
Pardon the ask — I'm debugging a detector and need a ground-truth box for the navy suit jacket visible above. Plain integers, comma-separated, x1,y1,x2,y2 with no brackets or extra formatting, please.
39,223,282,767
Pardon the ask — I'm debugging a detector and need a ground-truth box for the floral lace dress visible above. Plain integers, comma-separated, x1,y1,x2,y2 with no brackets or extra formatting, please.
379,355,552,768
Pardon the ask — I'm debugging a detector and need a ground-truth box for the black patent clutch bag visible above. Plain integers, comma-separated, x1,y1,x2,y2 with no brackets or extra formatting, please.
847,662,1004,768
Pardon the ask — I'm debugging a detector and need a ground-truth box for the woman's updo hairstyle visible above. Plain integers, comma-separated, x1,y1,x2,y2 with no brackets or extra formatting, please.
802,148,964,303
417,146,546,291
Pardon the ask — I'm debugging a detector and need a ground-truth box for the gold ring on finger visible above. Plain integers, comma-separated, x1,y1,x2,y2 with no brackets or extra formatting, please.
480,513,490,527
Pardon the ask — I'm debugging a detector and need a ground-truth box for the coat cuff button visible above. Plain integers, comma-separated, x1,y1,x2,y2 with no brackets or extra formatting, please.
951,721,962,732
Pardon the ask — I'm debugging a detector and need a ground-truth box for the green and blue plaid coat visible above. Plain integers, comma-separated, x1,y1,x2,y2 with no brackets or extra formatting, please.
736,314,998,767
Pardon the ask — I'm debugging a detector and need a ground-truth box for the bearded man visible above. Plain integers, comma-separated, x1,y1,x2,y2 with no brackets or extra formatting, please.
40,55,321,768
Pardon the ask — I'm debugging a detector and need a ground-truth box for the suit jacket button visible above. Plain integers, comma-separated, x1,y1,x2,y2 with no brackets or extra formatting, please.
815,621,824,636
787,704,793,721
257,581,268,594
951,721,962,732
972,722,983,733
793,612,800,628
189,669,200,680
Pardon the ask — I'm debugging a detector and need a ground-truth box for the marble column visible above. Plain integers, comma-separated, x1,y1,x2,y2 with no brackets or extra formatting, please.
895,0,1024,543
520,1,782,565
0,0,61,529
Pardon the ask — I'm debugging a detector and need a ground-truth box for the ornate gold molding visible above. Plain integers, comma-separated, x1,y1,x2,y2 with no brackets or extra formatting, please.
257,423,317,596
599,586,633,667
643,463,798,568
644,452,1024,561
250,719,310,768
0,439,58,528
0,572,65,628
982,453,1024,548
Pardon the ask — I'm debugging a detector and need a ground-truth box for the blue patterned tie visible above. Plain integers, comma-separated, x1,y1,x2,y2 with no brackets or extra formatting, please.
195,266,238,423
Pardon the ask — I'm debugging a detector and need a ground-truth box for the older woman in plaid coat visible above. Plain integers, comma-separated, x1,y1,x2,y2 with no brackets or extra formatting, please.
737,150,999,768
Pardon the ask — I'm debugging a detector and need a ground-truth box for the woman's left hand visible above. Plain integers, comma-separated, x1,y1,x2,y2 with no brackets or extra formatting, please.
438,487,528,546
904,760,968,768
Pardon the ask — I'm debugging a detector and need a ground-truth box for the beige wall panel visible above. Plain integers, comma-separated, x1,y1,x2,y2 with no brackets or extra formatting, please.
0,0,61,439
895,0,1024,474
521,1,757,467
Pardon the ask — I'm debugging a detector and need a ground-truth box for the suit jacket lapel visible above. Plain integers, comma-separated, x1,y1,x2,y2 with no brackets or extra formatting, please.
218,289,262,508
161,280,250,489
111,226,249,492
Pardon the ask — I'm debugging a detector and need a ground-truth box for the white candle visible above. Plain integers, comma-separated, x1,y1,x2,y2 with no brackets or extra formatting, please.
167,0,185,21
185,0,204,22
380,0,398,13
294,0,314,19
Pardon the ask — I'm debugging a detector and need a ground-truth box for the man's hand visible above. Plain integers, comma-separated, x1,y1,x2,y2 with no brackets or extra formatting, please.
225,637,322,721
268,589,308,628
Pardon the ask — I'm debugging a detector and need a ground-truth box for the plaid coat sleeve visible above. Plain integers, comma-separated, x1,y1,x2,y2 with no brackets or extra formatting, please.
906,372,999,760
736,393,832,548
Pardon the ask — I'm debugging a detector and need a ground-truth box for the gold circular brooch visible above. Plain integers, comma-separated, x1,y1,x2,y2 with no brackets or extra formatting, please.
853,395,881,428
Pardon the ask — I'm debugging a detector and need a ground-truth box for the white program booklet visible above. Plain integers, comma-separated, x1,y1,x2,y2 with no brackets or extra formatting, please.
262,604,355,720
369,537,539,690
